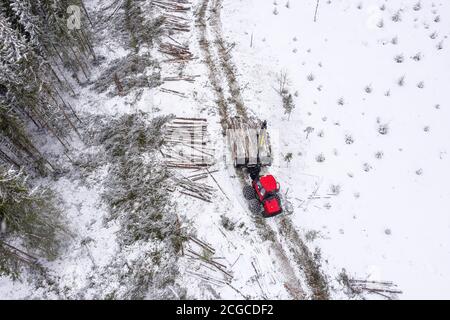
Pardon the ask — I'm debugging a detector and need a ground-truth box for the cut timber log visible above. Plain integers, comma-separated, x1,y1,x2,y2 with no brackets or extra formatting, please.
160,87,187,98
228,116,272,167
159,42,193,61
162,117,215,169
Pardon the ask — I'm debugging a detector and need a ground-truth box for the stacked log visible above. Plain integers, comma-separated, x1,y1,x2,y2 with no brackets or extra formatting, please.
348,279,402,299
162,118,217,202
153,0,194,63
185,237,233,283
161,13,190,33
228,116,273,167
173,175,215,203
159,42,194,61
152,0,191,13
162,118,215,169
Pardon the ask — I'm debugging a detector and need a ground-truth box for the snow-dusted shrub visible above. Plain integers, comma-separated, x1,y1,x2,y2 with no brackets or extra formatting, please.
316,153,325,163
282,93,295,119
375,151,384,159
394,54,404,63
364,85,373,94
345,134,354,144
392,11,402,22
397,76,406,86
220,215,236,231
305,230,321,242
363,163,372,172
337,97,345,106
304,126,314,139
413,2,421,11
284,152,293,166
330,184,341,195
378,123,389,135
276,72,295,119
276,71,289,95
412,52,422,61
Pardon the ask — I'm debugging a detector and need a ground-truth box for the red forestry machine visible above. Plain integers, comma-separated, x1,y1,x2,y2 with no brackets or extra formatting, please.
228,117,282,218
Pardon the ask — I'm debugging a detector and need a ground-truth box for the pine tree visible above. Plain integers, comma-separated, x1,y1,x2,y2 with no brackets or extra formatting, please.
0,0,93,279
0,0,93,172
0,166,65,278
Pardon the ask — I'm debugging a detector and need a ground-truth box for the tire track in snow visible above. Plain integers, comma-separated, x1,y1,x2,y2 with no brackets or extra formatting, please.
195,0,291,299
197,0,330,299
196,0,311,300
196,0,229,133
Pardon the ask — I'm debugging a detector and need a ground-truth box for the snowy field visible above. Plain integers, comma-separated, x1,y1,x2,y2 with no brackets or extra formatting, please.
1,0,449,300
219,0,450,299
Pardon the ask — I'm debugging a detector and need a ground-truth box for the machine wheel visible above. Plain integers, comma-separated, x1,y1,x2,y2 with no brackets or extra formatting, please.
248,199,262,214
243,185,256,200
274,194,282,204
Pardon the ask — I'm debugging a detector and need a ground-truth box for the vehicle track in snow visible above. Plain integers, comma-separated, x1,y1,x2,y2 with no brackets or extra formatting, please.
195,0,330,300
196,0,306,300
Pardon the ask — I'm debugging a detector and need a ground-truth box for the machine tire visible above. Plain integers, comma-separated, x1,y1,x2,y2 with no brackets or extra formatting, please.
248,199,262,214
274,194,282,204
243,185,256,200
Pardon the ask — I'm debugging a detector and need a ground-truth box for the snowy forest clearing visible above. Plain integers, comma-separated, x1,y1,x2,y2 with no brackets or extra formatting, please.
1,0,449,300
218,0,450,299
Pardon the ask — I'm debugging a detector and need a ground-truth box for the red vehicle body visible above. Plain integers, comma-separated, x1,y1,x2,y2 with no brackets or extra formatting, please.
252,175,282,217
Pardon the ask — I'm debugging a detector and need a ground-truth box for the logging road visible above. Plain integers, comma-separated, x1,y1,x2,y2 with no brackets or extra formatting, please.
195,0,330,299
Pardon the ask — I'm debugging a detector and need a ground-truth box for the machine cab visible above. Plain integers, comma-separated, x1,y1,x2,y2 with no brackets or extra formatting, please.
253,175,280,201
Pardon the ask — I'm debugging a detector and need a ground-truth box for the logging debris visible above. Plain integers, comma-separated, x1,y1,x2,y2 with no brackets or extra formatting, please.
162,118,216,202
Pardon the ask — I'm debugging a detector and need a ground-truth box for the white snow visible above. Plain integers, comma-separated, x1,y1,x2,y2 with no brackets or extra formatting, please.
1,0,449,300
219,0,450,299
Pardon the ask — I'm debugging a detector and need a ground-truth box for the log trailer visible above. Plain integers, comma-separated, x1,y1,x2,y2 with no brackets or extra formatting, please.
228,117,282,218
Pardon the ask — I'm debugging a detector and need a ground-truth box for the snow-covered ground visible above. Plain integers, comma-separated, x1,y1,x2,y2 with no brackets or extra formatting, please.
219,0,450,299
1,0,449,300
